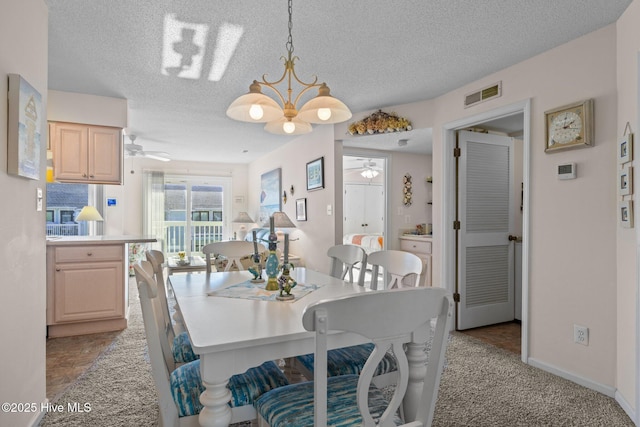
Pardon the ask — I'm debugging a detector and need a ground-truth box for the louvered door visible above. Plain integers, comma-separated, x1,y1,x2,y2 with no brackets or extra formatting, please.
457,130,514,330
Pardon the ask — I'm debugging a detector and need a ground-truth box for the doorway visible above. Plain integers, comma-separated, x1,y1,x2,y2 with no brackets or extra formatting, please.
442,99,530,362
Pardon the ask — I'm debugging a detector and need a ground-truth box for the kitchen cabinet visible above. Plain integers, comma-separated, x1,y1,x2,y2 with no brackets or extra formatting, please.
51,121,122,184
46,236,156,337
399,235,432,287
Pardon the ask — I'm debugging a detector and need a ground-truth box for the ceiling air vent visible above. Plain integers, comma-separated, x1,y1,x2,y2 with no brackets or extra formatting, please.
464,81,502,108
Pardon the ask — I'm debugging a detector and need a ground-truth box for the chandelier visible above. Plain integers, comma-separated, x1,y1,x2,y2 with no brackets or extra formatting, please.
226,0,352,135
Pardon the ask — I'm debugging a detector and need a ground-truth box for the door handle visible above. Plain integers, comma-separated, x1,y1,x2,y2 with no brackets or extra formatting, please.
508,235,521,242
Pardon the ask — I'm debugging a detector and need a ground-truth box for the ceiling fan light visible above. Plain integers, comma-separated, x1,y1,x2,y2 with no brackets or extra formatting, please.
264,117,312,135
297,84,352,124
361,169,379,179
226,83,283,123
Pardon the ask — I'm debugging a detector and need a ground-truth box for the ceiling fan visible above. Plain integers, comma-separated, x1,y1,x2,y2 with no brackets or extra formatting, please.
345,159,383,178
124,135,171,162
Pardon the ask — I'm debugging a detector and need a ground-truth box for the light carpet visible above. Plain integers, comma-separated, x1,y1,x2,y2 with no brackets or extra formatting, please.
40,283,633,427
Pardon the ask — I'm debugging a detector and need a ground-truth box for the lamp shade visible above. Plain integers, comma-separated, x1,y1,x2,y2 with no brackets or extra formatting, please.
271,211,296,228
297,83,352,124
226,82,283,123
232,212,255,223
76,206,104,221
264,117,313,135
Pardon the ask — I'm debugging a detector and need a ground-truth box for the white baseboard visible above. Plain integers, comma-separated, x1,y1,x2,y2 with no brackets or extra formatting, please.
28,398,48,427
527,357,616,397
615,389,637,425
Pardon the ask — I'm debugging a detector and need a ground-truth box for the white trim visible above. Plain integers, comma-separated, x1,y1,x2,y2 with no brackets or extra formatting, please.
636,51,640,427
28,399,48,426
442,99,531,363
528,357,616,397
617,388,637,424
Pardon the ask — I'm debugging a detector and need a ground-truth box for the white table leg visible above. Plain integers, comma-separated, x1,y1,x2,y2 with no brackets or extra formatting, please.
198,378,232,427
403,341,427,422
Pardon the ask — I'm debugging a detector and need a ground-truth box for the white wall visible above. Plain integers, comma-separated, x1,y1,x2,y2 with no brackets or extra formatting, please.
248,125,337,273
47,90,127,128
337,24,620,395
616,0,640,417
0,1,48,426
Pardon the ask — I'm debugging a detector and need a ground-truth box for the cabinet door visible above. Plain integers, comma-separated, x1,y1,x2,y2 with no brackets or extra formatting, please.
53,123,89,181
53,261,124,323
88,126,122,183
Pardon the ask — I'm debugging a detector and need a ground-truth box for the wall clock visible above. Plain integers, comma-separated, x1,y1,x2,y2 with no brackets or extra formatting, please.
544,99,594,152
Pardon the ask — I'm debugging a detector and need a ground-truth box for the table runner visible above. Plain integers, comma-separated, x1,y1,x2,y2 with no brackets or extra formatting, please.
207,279,325,302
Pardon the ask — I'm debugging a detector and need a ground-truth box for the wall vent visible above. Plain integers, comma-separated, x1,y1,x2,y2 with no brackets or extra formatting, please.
464,81,502,108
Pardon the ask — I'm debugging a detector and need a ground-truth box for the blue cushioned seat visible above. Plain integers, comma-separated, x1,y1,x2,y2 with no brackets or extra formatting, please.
295,343,397,378
172,331,199,363
171,360,289,418
255,375,403,426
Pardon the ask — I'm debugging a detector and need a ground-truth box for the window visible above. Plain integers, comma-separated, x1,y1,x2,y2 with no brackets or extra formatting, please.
192,211,210,221
45,182,103,236
46,210,54,222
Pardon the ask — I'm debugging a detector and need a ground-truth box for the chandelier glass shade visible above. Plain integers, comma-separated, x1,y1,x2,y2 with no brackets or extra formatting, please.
226,0,351,135
361,169,379,179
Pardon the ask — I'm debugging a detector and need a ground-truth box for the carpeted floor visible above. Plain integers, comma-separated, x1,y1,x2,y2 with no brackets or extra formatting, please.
40,283,634,427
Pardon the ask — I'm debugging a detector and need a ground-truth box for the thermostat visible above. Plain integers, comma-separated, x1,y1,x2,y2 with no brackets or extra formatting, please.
107,198,117,206
558,163,576,180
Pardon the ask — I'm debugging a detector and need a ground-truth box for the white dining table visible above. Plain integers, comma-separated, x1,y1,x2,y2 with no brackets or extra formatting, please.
169,268,429,427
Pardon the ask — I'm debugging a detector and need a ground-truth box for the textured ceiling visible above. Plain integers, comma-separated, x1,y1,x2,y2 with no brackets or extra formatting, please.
47,0,631,163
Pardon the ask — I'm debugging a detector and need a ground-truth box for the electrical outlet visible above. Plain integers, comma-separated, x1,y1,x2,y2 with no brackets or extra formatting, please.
574,325,589,346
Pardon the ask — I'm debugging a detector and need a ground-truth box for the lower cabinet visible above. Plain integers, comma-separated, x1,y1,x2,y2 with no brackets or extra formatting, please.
399,236,433,287
47,244,128,337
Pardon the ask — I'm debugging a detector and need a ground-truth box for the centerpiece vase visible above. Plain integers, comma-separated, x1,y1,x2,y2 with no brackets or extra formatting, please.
265,217,280,291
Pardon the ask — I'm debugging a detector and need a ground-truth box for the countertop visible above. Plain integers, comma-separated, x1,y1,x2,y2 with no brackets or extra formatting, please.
400,234,433,241
46,235,157,246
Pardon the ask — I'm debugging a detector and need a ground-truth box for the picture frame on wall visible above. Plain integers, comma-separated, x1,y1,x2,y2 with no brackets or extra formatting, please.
296,198,307,221
618,133,634,164
620,199,634,228
306,157,324,191
619,164,633,196
259,168,282,224
7,74,42,180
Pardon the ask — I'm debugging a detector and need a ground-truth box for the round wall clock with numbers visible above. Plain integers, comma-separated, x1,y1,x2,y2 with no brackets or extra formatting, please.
544,99,594,152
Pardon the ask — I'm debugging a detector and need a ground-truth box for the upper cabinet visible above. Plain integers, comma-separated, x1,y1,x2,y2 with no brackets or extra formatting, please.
51,121,122,184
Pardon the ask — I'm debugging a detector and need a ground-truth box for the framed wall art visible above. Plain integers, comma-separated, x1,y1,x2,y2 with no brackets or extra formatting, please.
619,164,633,196
7,74,43,180
296,198,307,221
259,168,282,224
306,157,324,191
618,132,634,164
620,200,634,228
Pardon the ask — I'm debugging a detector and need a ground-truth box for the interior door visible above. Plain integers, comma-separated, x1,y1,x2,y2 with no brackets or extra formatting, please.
457,130,515,330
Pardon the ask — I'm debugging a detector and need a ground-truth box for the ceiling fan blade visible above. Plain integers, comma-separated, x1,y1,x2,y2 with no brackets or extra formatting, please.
141,151,171,162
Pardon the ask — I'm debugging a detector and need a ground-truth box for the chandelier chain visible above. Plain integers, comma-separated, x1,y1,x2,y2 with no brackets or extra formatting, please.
286,0,294,55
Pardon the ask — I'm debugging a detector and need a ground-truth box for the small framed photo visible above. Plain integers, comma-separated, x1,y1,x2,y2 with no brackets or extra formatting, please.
306,157,324,191
296,198,307,221
618,133,634,164
620,200,634,228
619,164,633,196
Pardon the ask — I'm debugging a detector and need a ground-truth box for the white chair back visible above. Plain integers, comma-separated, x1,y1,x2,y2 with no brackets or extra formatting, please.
302,287,453,427
327,244,367,287
134,261,184,426
367,250,423,290
202,240,256,273
146,250,183,340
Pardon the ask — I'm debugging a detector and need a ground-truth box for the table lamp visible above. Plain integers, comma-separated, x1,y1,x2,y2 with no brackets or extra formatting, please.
76,205,104,236
232,212,255,240
264,211,296,290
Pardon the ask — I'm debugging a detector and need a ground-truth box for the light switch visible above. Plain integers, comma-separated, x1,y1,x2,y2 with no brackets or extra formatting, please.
326,204,332,215
36,187,43,211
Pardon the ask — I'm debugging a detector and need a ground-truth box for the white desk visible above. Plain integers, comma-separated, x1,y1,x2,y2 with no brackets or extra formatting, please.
169,268,428,426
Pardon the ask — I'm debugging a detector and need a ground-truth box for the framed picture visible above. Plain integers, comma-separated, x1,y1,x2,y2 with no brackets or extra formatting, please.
618,133,634,164
620,200,634,228
306,157,324,191
259,168,282,224
619,164,633,196
7,74,43,180
296,198,307,221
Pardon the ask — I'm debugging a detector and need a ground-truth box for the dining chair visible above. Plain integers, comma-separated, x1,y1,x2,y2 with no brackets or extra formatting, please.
255,286,453,427
327,244,367,287
146,250,196,369
134,260,290,426
294,244,398,388
202,240,257,274
368,249,423,290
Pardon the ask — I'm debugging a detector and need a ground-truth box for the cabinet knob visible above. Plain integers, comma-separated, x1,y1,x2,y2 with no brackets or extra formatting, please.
55,267,61,272
87,252,93,256
89,174,95,178
82,173,87,177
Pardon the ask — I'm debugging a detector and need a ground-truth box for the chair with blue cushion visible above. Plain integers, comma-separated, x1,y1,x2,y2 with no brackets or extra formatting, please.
255,286,453,427
293,244,397,388
146,250,197,370
134,260,289,425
